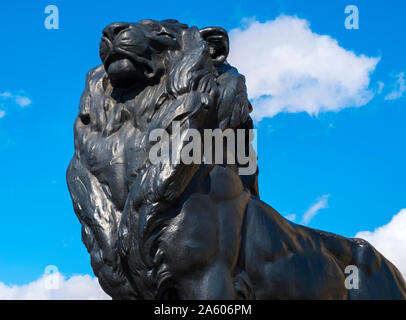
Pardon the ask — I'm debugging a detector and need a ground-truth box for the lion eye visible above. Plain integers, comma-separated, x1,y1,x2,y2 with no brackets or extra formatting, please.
157,31,175,39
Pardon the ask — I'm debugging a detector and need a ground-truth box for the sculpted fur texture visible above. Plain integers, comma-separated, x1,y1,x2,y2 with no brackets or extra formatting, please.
67,19,406,299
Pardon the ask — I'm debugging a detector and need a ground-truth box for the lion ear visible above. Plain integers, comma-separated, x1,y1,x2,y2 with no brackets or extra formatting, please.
200,27,229,66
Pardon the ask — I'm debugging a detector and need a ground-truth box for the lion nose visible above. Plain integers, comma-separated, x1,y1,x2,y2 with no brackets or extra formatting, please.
103,22,130,39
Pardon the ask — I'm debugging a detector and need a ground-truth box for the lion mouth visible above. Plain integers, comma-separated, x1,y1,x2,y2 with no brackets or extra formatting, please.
104,53,136,71
104,52,155,81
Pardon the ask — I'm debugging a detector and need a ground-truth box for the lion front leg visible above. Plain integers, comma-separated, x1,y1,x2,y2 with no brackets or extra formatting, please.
66,156,137,299
152,165,252,300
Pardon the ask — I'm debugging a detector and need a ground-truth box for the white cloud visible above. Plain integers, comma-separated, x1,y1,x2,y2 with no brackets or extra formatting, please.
0,272,111,300
377,81,385,95
301,194,330,224
355,209,406,280
228,15,379,121
0,91,32,109
0,92,12,98
385,72,406,101
0,110,5,118
15,96,32,107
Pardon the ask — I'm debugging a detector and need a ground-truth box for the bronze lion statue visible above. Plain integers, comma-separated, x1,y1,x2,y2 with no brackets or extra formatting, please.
67,19,406,299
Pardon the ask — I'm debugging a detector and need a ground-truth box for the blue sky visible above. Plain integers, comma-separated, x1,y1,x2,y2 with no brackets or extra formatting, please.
0,0,405,296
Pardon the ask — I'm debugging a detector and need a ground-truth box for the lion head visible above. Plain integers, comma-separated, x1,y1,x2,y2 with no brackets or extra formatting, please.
67,19,257,299
99,19,228,88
